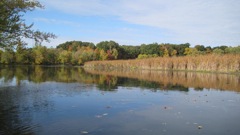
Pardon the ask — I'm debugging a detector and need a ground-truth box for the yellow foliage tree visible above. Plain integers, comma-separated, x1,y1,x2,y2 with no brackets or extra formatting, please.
184,48,200,56
99,49,108,60
163,48,169,57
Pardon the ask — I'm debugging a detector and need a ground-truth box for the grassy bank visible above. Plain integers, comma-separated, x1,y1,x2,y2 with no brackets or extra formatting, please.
84,54,240,73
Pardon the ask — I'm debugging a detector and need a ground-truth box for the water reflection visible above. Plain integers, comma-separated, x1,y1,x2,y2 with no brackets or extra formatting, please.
0,84,55,135
0,65,239,92
84,68,240,92
0,66,240,135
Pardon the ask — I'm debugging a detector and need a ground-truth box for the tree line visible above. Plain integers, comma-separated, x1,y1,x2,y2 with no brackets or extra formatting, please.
1,0,239,66
0,40,240,65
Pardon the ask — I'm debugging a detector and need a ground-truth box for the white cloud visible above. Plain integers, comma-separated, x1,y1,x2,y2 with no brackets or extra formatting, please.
40,0,240,46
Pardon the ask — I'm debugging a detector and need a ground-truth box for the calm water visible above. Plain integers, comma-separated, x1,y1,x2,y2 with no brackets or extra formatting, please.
0,66,240,135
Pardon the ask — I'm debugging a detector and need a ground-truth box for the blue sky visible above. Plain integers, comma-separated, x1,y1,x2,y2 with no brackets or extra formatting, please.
24,0,240,48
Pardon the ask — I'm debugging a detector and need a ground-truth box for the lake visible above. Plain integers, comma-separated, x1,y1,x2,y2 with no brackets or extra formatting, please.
0,66,240,135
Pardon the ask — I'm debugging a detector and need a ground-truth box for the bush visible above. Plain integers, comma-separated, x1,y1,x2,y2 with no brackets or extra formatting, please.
225,46,240,54
213,48,224,55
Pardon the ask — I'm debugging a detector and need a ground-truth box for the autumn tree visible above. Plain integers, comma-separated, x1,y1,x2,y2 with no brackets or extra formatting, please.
160,45,170,57
93,49,100,60
184,48,200,56
112,48,118,59
174,43,190,56
56,41,95,51
99,49,108,60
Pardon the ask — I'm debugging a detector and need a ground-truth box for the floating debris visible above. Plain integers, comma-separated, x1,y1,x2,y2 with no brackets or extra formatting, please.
95,115,102,118
198,126,203,129
80,131,88,134
163,106,172,110
95,113,108,118
102,113,108,116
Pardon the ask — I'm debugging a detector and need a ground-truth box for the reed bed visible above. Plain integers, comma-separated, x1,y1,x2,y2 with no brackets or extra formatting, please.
84,54,240,73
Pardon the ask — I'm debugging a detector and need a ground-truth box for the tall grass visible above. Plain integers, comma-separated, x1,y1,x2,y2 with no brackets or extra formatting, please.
84,54,240,73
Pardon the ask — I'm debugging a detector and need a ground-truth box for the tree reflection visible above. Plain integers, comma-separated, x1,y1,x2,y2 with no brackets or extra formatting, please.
97,75,118,91
85,69,240,92
0,65,239,92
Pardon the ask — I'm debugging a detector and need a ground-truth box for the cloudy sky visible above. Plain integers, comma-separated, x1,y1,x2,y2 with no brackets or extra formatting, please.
25,0,240,47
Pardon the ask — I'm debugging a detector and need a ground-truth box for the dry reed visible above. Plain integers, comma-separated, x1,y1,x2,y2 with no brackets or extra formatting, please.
84,54,240,73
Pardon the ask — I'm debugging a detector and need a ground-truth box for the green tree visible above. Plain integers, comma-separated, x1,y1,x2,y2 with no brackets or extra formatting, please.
0,0,56,48
140,43,160,55
213,45,228,51
0,49,3,62
205,46,212,54
194,45,206,52
32,45,47,64
58,50,72,64
45,48,58,64
15,43,29,64
96,41,119,52
1,50,15,64
225,46,240,54
119,45,140,59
